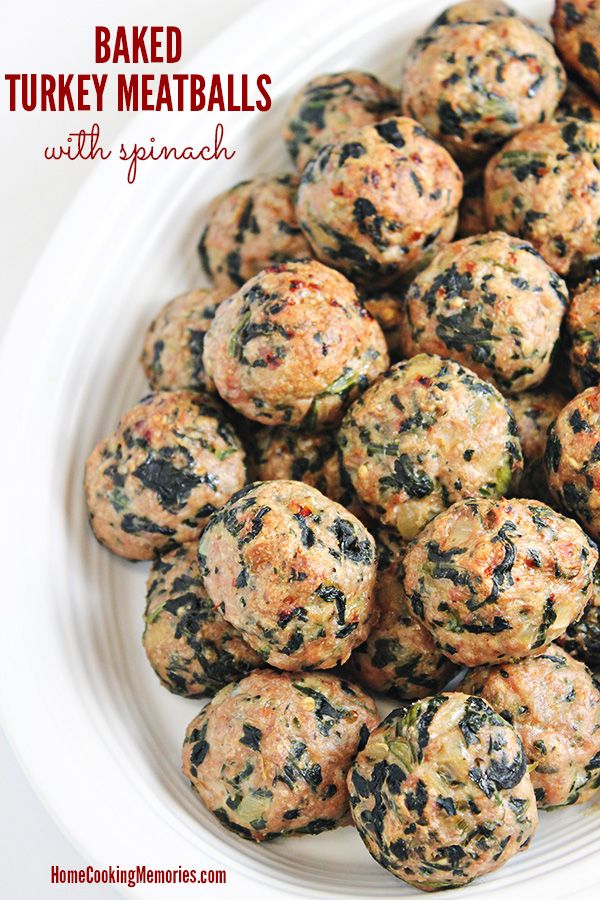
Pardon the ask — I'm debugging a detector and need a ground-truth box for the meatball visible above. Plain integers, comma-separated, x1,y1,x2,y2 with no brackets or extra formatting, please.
557,79,600,121
402,5,565,164
338,354,523,540
508,388,568,462
141,288,227,393
203,259,389,428
251,426,357,509
399,233,568,393
558,602,600,668
282,70,401,172
427,0,520,26
566,277,600,391
198,480,378,670
545,386,600,539
403,497,597,667
462,644,600,807
84,391,247,560
197,174,311,292
552,0,600,99
457,169,486,238
484,119,600,275
348,693,537,891
296,116,463,287
143,543,263,697
362,293,404,358
348,528,458,699
182,669,379,841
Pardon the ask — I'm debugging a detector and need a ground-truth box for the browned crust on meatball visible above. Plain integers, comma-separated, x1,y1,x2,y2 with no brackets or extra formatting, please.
182,669,379,841
462,643,600,807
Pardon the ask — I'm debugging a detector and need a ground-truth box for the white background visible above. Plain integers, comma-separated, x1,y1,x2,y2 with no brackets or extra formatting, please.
0,1,251,895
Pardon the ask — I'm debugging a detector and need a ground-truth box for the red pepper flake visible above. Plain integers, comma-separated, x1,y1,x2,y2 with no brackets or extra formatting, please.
289,279,305,291
263,352,283,369
295,504,312,517
410,230,423,241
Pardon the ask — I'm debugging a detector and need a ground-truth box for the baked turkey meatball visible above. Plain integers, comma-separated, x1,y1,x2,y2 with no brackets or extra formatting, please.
348,528,458,699
182,669,379,841
198,480,378,670
198,174,311,292
508,388,568,462
462,644,600,807
545,386,600,539
143,542,263,697
84,391,247,560
203,259,389,428
399,233,568,393
557,79,600,120
141,288,227,393
338,354,522,539
566,277,600,391
427,0,520,26
457,169,486,238
402,4,565,164
484,119,600,275
558,601,600,668
553,0,600,99
403,497,597,666
348,693,537,891
282,71,401,172
296,116,462,287
362,293,404,359
251,426,356,509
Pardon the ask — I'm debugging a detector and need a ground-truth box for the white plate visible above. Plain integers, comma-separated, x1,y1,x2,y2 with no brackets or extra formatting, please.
1,0,598,897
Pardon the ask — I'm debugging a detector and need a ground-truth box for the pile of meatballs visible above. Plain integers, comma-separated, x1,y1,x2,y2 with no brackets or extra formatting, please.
84,1,600,892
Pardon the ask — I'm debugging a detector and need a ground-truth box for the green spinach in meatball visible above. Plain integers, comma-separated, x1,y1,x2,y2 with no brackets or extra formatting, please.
182,670,379,841
296,116,462,286
403,497,597,666
143,542,263,696
463,644,600,808
348,692,537,891
198,480,378,670
338,354,522,539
